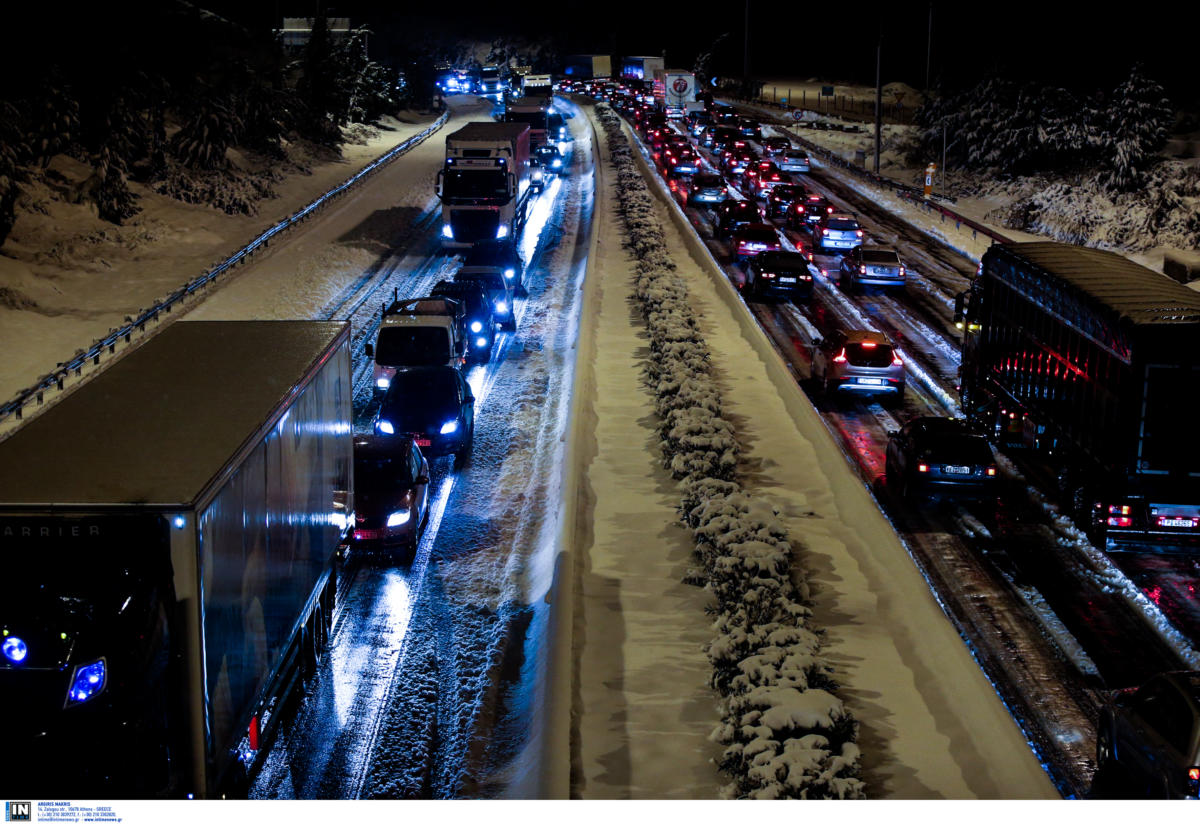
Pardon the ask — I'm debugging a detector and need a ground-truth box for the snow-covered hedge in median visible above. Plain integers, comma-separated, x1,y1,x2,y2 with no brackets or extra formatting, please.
594,103,865,800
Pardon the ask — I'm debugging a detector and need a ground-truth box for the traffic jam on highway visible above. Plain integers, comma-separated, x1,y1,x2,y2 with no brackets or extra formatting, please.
3,55,1200,802
569,71,1200,799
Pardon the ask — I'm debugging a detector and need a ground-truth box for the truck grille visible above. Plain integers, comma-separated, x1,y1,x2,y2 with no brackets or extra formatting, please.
451,210,500,244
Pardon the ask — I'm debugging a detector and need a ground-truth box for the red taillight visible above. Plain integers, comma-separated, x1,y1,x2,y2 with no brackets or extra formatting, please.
860,265,867,274
892,355,903,366
833,348,847,363
899,266,906,276
986,466,997,477
762,272,775,278
855,229,864,237
827,206,834,213
248,714,260,750
1108,504,1131,515
1108,516,1133,528
1189,767,1199,782
822,228,829,235
917,464,929,473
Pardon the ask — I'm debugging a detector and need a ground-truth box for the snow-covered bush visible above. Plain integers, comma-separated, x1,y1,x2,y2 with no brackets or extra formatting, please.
595,103,865,799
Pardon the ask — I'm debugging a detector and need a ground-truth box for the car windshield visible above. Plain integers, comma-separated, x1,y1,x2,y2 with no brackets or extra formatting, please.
356,454,414,487
457,272,505,290
375,327,451,367
388,368,458,397
827,218,859,230
862,250,900,265
845,342,895,367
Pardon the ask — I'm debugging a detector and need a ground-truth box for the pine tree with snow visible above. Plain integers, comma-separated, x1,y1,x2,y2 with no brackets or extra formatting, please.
27,76,80,168
1100,64,1173,192
297,14,346,143
0,99,29,246
170,95,243,170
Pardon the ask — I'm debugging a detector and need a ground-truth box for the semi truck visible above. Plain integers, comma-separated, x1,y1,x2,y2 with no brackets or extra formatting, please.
479,64,506,97
437,122,532,248
0,320,354,797
955,242,1200,548
653,68,702,118
563,54,612,80
621,55,663,82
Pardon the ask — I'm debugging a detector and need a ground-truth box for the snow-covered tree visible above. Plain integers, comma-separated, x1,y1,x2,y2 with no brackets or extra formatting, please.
27,76,79,168
1100,64,1173,192
0,99,28,245
170,96,243,170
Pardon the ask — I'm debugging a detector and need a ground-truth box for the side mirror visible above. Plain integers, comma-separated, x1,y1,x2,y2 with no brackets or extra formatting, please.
435,168,445,199
364,342,374,357
415,474,430,485
887,430,901,439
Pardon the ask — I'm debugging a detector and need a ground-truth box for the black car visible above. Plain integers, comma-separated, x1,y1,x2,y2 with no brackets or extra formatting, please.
737,117,762,141
744,251,814,300
430,279,497,364
789,193,834,229
715,199,763,238
350,435,430,560
710,126,742,154
766,183,806,218
374,365,475,461
885,417,999,501
462,237,524,293
534,144,565,175
1096,671,1200,799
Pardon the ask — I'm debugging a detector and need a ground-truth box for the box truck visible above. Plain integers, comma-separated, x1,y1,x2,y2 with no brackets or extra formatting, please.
0,320,354,797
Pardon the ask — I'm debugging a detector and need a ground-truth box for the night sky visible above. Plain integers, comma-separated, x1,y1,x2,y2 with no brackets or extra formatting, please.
10,1,1200,103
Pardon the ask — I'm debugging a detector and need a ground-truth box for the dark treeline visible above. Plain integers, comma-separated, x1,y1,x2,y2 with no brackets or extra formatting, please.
0,2,417,245
913,64,1175,193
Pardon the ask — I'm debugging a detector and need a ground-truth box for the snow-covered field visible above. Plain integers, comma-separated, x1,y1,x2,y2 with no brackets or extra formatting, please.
0,111,441,409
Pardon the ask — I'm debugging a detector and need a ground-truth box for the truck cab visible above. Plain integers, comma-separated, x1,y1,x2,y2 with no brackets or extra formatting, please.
366,296,467,392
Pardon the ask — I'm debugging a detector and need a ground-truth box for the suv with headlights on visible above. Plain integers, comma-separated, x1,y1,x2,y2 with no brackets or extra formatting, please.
374,365,475,463
811,329,905,401
430,280,496,364
461,238,524,294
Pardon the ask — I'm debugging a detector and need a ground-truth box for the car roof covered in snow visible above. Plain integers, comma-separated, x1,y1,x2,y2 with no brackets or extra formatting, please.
988,242,1200,326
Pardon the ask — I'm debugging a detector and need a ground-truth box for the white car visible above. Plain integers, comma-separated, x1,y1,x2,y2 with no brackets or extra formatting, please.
778,150,811,173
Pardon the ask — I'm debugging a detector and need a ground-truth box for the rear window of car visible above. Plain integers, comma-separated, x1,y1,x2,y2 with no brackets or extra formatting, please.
826,218,860,230
457,272,505,290
923,437,993,465
737,229,778,244
694,175,723,187
787,151,809,159
845,342,895,367
862,251,900,265
758,253,807,271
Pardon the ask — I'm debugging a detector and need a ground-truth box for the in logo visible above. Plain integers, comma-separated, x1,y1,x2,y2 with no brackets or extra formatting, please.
672,78,689,94
5,802,31,822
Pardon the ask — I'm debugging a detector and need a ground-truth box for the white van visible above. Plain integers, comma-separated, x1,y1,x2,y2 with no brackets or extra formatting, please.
365,297,466,392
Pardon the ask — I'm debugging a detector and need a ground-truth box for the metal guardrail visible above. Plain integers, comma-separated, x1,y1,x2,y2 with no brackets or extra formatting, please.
0,110,450,425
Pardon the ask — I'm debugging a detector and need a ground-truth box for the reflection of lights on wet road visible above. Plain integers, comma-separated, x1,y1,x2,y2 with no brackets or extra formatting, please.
330,569,412,728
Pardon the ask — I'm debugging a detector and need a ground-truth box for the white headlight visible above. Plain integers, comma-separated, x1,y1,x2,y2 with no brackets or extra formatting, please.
377,420,395,435
440,420,459,435
504,268,516,278
375,377,391,389
495,301,508,314
387,509,411,527
470,321,483,333
442,224,454,239
495,225,509,239
476,336,489,347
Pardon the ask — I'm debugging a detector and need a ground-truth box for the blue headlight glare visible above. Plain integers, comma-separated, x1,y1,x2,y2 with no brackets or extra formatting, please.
495,301,508,314
66,658,106,706
172,515,186,529
504,268,516,278
476,336,489,347
386,509,411,528
495,225,509,239
470,321,483,333
376,377,391,390
377,420,395,435
442,224,454,239
440,420,459,435
3,636,28,664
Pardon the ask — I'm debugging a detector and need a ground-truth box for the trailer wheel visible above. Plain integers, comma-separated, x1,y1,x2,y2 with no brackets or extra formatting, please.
303,600,328,677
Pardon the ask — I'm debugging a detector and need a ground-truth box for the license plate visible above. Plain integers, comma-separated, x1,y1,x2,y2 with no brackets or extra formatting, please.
354,529,382,541
869,268,895,276
415,438,432,447
944,465,971,475
1160,517,1194,528
856,377,883,385
779,277,797,283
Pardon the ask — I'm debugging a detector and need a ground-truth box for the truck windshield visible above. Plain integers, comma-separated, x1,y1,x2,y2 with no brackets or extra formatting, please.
376,327,451,367
443,169,509,200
